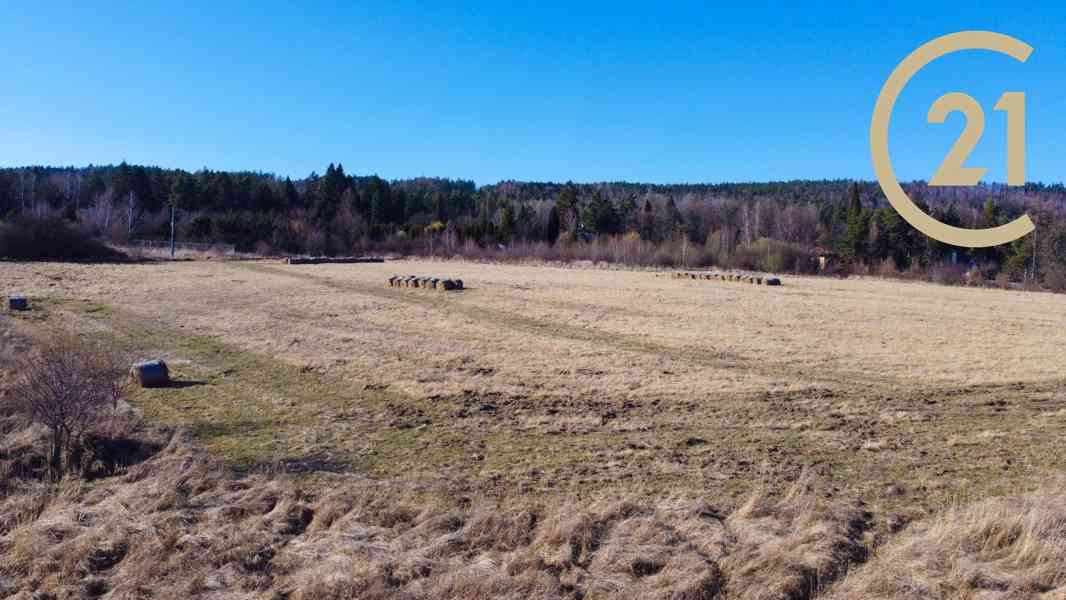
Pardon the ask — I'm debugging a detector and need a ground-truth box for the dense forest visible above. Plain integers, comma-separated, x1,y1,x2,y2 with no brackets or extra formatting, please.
2,163,1066,289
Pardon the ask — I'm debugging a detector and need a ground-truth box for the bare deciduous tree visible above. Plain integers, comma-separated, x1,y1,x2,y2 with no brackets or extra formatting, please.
5,336,127,479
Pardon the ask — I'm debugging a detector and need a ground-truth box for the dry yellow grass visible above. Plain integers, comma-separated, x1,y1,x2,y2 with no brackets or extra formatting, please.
3,261,1066,599
6,259,1066,395
0,427,871,600
3,259,1065,513
827,481,1066,598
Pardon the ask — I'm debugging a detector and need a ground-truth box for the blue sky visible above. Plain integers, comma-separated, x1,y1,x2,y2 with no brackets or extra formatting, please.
0,1,1063,186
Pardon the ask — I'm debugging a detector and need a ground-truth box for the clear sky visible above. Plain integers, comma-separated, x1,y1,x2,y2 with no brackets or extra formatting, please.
1,1,1063,186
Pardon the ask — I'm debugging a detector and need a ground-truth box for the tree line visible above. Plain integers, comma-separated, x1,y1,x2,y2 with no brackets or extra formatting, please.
2,163,1066,289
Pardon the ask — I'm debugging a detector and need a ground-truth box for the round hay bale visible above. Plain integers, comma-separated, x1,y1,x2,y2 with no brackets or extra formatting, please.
765,277,782,286
441,279,457,291
755,277,763,285
387,276,398,288
8,296,28,311
454,279,464,290
429,278,439,289
130,359,170,388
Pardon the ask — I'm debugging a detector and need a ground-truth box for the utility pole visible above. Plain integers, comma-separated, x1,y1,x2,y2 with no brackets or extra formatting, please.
170,203,176,257
1031,216,1038,289
127,191,134,238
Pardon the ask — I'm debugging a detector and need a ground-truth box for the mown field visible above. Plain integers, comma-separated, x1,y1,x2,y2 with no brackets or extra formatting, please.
5,258,1066,523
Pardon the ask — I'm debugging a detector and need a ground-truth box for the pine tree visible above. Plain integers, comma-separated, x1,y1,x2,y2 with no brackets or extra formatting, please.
555,184,579,230
639,200,655,241
499,203,516,244
582,191,620,235
546,205,561,244
282,178,301,209
842,182,869,262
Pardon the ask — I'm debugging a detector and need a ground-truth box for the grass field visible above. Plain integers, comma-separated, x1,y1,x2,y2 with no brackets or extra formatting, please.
5,258,1066,523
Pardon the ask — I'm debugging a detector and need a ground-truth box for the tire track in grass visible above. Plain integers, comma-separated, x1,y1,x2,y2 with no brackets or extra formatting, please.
234,262,909,391
32,298,468,480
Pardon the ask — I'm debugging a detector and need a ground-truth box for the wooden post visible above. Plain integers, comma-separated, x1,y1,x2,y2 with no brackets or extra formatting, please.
170,204,176,258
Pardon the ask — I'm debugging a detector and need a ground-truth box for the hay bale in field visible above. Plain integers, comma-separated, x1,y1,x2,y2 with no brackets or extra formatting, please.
387,276,398,288
8,296,28,311
755,277,763,285
429,278,439,289
454,279,464,290
765,277,781,286
130,359,170,388
441,279,457,291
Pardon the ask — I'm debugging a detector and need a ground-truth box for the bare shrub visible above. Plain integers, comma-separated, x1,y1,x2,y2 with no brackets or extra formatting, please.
0,216,125,261
3,336,128,479
997,270,1012,290
1043,264,1066,292
876,259,897,278
929,264,965,287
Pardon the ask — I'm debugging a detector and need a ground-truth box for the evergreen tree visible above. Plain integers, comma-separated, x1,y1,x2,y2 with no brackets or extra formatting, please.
555,184,579,230
639,200,656,241
980,199,1003,264
169,172,194,209
546,205,561,243
131,166,158,213
499,203,516,244
842,182,869,262
517,203,535,240
85,171,106,206
582,191,620,235
282,178,301,209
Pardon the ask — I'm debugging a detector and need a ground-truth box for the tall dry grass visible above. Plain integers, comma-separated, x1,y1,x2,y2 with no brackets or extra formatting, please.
0,423,874,600
827,483,1066,599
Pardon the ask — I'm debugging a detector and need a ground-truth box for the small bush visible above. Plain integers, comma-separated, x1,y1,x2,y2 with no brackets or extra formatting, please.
930,265,965,286
733,238,817,274
1043,265,1066,292
0,216,125,261
3,335,129,479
